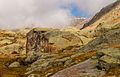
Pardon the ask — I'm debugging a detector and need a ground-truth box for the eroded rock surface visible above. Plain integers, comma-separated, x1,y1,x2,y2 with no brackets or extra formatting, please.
52,59,105,77
26,28,93,54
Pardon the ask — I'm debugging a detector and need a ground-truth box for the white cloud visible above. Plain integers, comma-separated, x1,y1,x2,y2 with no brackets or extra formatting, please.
0,0,117,29
75,0,117,16
0,0,72,29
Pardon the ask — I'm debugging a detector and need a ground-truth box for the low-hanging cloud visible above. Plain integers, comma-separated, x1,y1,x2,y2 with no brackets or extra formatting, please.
75,0,117,16
0,0,117,29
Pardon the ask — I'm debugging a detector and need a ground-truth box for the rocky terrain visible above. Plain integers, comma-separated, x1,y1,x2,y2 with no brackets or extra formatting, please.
0,0,120,77
82,0,120,30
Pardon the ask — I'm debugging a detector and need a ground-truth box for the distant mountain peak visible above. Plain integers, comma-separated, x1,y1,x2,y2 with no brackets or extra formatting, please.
69,16,90,28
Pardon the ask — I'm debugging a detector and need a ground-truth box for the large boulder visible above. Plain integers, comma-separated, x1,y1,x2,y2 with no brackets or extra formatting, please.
96,48,120,71
26,28,84,53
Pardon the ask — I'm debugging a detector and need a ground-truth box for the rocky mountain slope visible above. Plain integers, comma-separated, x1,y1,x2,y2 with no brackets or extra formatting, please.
51,1,120,77
70,17,89,28
0,0,120,77
82,0,120,30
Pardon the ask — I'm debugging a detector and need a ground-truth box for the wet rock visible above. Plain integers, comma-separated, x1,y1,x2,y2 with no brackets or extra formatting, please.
9,61,20,68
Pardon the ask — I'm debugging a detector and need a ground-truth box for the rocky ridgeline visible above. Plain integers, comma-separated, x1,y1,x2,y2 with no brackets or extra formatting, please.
83,0,120,29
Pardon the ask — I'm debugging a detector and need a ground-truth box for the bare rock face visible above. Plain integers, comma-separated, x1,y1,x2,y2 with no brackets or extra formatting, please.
52,59,106,77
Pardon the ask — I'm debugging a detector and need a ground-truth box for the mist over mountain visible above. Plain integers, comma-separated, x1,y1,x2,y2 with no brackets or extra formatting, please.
0,0,117,29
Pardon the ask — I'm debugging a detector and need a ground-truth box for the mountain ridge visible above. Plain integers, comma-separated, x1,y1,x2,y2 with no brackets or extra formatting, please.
82,0,120,29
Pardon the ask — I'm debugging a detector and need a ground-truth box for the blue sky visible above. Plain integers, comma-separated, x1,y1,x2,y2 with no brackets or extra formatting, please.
71,4,91,18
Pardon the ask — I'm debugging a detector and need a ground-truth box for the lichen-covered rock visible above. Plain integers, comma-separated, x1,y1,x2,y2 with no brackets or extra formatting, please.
97,48,120,58
9,61,20,68
0,39,13,46
25,54,73,75
0,43,24,54
91,23,120,37
26,28,84,53
25,51,40,64
81,29,120,71
81,29,120,52
16,28,31,38
96,48,120,71
100,55,120,64
0,30,16,37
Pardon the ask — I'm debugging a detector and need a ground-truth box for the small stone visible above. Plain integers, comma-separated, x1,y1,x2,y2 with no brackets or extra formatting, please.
28,74,40,77
9,61,20,68
64,59,73,66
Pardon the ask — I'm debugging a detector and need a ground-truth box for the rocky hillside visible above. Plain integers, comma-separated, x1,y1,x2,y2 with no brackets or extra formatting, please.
0,1,120,77
52,23,120,77
82,0,120,29
22,1,120,77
